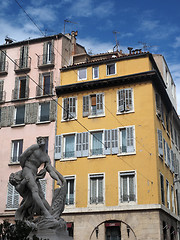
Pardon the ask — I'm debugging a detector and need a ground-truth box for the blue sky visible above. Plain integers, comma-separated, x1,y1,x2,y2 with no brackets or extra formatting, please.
1,0,180,113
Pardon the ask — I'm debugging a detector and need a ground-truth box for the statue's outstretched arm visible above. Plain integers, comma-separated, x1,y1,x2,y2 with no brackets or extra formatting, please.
45,161,64,187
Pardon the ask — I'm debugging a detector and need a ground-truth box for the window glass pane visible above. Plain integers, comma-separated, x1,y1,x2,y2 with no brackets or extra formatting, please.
40,103,50,122
78,68,86,80
92,132,102,155
65,135,75,158
19,78,26,98
43,75,50,95
16,105,25,124
93,66,99,79
12,140,23,162
121,129,127,153
107,63,115,75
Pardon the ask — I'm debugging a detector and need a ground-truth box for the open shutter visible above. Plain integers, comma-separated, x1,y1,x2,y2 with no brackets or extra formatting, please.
0,80,4,101
166,144,170,167
155,93,161,116
7,183,19,209
125,88,133,111
171,150,174,172
43,42,47,64
63,98,68,120
24,46,29,68
25,75,29,98
118,89,124,112
82,132,89,157
0,50,6,71
104,129,111,155
126,126,135,153
76,133,82,157
157,129,163,157
55,135,61,159
69,97,76,119
83,95,89,117
49,100,56,122
96,93,103,115
163,139,167,163
13,77,19,100
111,129,118,154
37,73,43,96
50,71,54,94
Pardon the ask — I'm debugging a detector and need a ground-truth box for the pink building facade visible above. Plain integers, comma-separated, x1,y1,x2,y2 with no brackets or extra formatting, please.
0,33,85,220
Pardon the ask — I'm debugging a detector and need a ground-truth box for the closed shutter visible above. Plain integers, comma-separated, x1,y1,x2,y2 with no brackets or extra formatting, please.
111,129,118,154
24,46,29,68
0,80,4,101
49,100,56,122
69,97,76,119
98,177,103,203
96,93,103,114
50,71,54,94
126,126,134,153
157,129,163,156
104,129,111,155
163,139,167,164
83,95,89,117
76,133,82,157
118,89,124,112
37,73,43,96
7,183,19,209
90,178,96,204
25,75,29,98
55,135,61,159
43,42,47,64
13,77,19,100
82,132,89,157
0,50,6,71
125,88,133,111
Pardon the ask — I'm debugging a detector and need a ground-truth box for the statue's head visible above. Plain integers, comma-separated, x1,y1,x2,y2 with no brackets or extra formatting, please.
37,137,46,146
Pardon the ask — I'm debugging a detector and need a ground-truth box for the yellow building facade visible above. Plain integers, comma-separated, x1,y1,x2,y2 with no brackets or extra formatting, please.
55,51,180,240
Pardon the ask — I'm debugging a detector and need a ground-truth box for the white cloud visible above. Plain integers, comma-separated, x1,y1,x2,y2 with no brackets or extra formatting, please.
173,36,180,48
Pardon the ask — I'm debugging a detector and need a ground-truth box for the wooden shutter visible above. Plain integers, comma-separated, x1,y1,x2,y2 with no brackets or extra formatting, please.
76,133,82,157
7,183,19,209
49,100,56,122
83,95,89,117
63,98,68,120
82,132,89,157
36,73,43,96
55,135,61,159
111,129,118,154
125,88,133,111
25,75,29,98
0,80,4,101
50,71,54,94
104,129,111,155
69,97,76,119
96,93,103,114
43,42,47,64
126,126,134,153
118,89,124,112
13,77,19,100
24,46,29,68
157,129,163,156
163,139,167,163
0,50,6,71
166,144,170,167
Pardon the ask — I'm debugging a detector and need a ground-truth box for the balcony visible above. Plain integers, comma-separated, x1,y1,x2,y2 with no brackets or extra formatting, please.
12,87,29,101
0,91,6,103
37,53,55,69
14,57,31,73
36,83,54,97
0,61,8,75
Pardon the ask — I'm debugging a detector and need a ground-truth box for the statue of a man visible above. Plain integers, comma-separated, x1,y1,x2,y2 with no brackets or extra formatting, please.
10,137,66,224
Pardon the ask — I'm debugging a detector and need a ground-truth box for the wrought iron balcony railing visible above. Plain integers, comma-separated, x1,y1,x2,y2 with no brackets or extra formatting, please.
37,53,55,68
14,57,31,72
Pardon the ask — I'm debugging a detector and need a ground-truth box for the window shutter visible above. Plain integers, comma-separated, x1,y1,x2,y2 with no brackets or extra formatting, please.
166,144,170,167
104,129,111,155
96,93,103,114
55,135,61,159
39,179,46,198
50,71,54,94
155,93,161,116
118,89,124,112
125,88,133,111
174,154,179,174
69,97,76,119
63,98,68,120
163,139,167,163
98,178,103,203
0,80,4,101
111,129,118,154
37,73,43,96
25,75,29,98
51,40,54,62
83,95,89,117
0,50,6,71
157,129,163,156
7,183,19,209
76,133,82,157
49,100,56,122
90,178,97,204
171,150,174,172
82,132,89,157
126,126,134,153
43,42,47,64
24,46,29,68
13,77,19,100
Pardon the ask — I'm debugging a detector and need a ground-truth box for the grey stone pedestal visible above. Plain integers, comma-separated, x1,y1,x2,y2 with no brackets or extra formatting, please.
30,228,73,240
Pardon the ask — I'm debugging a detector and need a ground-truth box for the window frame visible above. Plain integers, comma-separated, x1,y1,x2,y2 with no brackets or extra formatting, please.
11,139,23,163
118,126,135,155
166,179,170,209
119,171,136,204
117,88,134,114
78,68,87,81
62,97,77,121
65,176,76,206
106,63,116,76
92,66,99,79
83,93,104,118
88,173,105,205
14,105,25,125
90,130,104,157
38,102,50,123
62,133,76,160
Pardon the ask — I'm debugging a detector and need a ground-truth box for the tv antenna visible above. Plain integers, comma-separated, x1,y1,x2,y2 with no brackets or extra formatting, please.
64,19,77,34
138,41,157,51
113,31,120,51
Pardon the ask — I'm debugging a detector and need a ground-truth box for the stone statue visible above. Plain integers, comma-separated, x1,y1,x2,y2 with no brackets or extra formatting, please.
9,137,68,234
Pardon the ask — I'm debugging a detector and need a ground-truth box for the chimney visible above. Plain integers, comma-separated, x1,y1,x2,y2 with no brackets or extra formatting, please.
127,47,133,55
71,31,78,56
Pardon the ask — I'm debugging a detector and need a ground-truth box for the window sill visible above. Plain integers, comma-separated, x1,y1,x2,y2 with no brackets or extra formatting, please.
119,201,137,205
88,155,106,159
11,123,25,128
106,73,116,77
60,158,77,162
5,208,17,211
116,110,134,115
8,162,20,166
117,152,136,156
88,203,105,207
61,118,77,122
36,121,50,125
88,114,105,119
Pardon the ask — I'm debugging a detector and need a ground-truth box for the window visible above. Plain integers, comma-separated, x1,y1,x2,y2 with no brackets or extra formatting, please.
166,180,170,209
83,93,104,117
63,134,75,159
89,174,104,204
38,102,50,122
107,63,116,75
0,50,6,72
37,72,53,96
91,131,103,156
6,183,19,209
19,45,29,68
119,126,135,154
11,139,23,163
62,97,76,120
117,88,133,113
44,41,53,64
155,93,164,124
166,143,170,167
13,76,29,100
78,68,87,80
163,139,167,164
171,186,175,213
14,105,25,125
76,132,89,157
93,66,99,79
0,80,4,101
160,173,165,205
120,171,136,202
65,176,75,205
157,129,163,157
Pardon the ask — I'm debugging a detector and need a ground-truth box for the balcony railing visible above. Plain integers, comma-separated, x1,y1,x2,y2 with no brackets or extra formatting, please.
36,83,54,97
12,88,29,100
37,53,55,68
0,61,8,75
14,57,31,72
0,91,6,102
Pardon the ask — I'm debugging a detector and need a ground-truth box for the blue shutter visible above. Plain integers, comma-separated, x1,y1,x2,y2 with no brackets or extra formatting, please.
82,132,89,157
104,129,111,155
96,93,104,115
55,135,61,159
111,129,118,154
76,133,82,157
126,126,135,153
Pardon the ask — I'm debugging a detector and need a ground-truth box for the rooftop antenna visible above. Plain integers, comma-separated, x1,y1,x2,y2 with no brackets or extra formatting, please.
113,31,120,52
64,19,77,34
138,41,158,51
5,35,16,44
